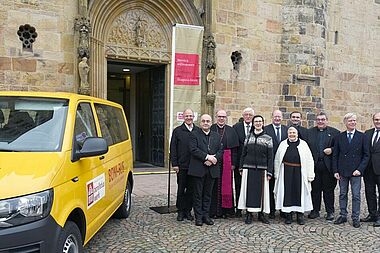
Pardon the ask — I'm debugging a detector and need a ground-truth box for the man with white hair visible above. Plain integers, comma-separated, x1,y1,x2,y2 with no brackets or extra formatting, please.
233,107,254,217
333,113,370,228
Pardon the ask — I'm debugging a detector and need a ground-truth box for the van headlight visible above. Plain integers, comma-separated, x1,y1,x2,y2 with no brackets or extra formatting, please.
0,189,53,228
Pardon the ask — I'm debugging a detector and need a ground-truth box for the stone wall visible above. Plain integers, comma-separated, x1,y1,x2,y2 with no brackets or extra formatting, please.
212,0,380,131
0,0,77,92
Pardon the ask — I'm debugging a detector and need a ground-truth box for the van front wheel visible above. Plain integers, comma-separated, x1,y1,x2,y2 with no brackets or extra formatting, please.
57,221,83,253
114,182,132,218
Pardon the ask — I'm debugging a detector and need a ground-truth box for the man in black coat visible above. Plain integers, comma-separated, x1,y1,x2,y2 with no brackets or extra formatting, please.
362,112,380,226
307,112,339,221
233,107,254,217
264,109,288,218
188,114,223,226
289,111,308,142
170,108,198,222
333,113,370,228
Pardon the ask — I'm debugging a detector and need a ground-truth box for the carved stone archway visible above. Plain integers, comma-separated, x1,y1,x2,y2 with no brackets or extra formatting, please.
88,0,202,98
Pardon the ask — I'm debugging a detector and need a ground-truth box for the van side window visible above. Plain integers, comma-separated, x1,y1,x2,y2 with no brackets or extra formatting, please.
95,104,128,146
74,103,97,147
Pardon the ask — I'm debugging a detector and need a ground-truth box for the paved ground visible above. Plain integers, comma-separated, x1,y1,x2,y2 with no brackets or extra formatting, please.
84,173,380,252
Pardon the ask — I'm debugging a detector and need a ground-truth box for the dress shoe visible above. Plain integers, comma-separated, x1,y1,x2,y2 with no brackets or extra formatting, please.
307,211,320,219
195,219,203,226
177,212,185,221
280,211,286,218
185,212,194,221
325,213,334,221
235,210,242,218
373,219,380,227
268,212,275,219
352,220,360,228
258,213,270,224
203,217,214,225
334,216,347,225
297,213,305,225
285,213,292,224
360,214,377,222
245,212,253,224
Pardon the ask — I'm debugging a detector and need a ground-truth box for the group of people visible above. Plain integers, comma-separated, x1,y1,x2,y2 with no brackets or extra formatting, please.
170,108,380,229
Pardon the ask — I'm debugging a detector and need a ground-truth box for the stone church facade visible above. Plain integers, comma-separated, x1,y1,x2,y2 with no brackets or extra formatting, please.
0,0,379,164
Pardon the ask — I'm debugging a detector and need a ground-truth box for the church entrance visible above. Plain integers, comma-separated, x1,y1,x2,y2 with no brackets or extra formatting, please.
107,61,165,167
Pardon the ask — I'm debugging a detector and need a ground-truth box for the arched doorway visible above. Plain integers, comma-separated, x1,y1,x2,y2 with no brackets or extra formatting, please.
89,0,202,167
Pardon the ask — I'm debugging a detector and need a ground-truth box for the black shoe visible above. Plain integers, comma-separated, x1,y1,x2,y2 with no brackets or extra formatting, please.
307,211,320,219
269,212,275,219
280,211,286,218
285,213,292,224
185,212,194,221
297,213,305,225
195,219,203,226
373,219,380,227
259,214,270,224
360,214,377,222
177,212,185,221
334,216,347,225
235,210,242,218
325,213,334,221
203,217,214,225
245,213,253,224
352,220,360,228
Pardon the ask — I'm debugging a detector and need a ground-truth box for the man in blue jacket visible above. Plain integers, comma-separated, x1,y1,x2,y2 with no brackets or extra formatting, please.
333,113,370,228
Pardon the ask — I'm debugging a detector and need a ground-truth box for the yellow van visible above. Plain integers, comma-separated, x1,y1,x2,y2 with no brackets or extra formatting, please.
0,92,133,252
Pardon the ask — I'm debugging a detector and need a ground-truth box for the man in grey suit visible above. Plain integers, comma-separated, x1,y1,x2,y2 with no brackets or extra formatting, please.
362,112,380,227
264,109,288,218
333,113,370,228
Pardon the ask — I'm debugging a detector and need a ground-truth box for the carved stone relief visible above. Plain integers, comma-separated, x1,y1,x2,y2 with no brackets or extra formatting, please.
106,10,169,61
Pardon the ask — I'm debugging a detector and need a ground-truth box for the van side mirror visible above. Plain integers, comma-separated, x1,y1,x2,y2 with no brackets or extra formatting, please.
71,137,108,162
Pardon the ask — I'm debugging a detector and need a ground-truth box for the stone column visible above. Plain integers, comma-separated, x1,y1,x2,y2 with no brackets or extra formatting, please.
279,0,327,127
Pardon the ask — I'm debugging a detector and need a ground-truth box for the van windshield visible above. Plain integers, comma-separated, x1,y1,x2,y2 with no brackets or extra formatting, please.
0,96,68,152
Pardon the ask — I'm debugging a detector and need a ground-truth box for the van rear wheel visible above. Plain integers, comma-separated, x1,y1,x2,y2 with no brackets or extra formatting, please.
57,221,83,253
114,182,132,218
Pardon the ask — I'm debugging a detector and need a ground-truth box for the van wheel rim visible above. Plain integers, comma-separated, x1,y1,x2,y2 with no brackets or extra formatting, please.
125,187,131,211
63,234,79,253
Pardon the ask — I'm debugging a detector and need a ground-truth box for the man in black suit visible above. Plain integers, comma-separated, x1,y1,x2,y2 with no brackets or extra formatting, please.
233,107,254,217
307,112,339,221
362,112,380,226
170,108,198,222
264,109,288,218
289,111,308,142
333,113,370,228
188,114,223,226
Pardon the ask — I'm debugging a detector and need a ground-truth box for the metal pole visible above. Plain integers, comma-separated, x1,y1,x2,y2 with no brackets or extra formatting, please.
167,156,171,212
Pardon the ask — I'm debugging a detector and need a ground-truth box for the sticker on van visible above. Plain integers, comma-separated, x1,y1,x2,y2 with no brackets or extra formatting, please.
87,173,105,209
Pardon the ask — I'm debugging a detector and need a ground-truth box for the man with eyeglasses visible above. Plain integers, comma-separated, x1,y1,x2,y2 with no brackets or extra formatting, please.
188,114,223,226
233,107,255,217
210,109,239,218
264,109,288,219
362,112,380,226
307,112,339,221
170,108,199,222
333,113,369,228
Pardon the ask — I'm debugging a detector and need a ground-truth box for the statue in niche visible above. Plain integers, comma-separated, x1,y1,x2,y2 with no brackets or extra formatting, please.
134,17,147,47
206,68,215,94
78,57,90,95
74,17,91,58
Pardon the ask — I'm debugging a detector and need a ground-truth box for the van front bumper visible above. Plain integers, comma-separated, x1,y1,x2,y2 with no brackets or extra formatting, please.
0,215,62,253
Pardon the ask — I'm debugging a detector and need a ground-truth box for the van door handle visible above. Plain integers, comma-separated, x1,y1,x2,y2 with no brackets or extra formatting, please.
71,177,79,182
99,156,105,160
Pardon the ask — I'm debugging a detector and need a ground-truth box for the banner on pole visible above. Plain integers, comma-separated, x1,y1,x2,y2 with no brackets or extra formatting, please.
170,24,204,137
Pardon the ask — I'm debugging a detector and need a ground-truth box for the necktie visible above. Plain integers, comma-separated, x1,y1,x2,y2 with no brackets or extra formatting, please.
374,130,380,146
246,125,250,136
276,127,281,143
348,132,352,143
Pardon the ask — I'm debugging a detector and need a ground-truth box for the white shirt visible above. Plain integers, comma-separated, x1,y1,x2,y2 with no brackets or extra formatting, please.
244,122,251,136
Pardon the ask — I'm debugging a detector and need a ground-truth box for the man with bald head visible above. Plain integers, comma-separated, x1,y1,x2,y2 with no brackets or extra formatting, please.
264,109,288,218
188,114,223,226
170,108,199,222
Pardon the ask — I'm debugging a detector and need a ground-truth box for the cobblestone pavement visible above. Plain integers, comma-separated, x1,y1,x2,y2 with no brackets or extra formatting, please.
85,174,380,252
